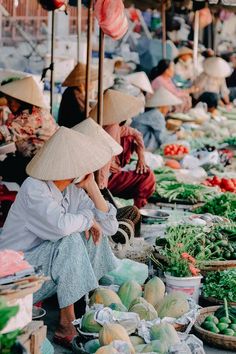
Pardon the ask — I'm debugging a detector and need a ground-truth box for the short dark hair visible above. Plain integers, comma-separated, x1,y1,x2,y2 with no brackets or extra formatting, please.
198,92,219,109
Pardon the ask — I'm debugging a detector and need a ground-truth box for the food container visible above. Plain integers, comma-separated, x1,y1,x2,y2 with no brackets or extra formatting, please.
140,209,169,223
165,273,202,303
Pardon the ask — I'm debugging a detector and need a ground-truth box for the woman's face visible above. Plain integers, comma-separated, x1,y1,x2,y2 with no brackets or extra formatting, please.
165,62,175,78
5,96,21,113
180,54,192,62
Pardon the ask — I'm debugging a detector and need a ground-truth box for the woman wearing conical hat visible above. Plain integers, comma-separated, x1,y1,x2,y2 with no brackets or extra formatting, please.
0,127,118,349
131,87,184,152
0,76,57,185
58,62,98,128
90,89,156,209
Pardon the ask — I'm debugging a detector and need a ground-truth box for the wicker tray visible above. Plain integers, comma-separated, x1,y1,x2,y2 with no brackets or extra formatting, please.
200,260,236,272
194,306,236,351
200,296,236,307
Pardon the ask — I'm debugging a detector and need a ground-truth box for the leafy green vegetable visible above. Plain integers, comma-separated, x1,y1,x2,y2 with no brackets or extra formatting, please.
155,181,216,204
0,298,19,331
195,193,236,220
203,270,236,302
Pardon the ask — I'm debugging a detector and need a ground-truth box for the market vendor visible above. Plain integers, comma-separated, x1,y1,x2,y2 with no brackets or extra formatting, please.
131,87,183,152
198,92,219,118
58,62,98,128
174,47,195,82
0,76,57,185
0,126,118,348
150,59,196,112
193,57,231,105
91,89,156,209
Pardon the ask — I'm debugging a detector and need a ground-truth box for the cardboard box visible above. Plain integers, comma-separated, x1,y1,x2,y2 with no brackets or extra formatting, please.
18,321,47,354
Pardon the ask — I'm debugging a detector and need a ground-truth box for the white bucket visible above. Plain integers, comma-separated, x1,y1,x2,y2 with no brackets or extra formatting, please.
165,273,202,303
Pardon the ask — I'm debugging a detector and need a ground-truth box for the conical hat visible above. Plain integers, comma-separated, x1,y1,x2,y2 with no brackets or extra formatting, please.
203,57,231,78
62,62,98,87
0,76,48,109
146,87,182,108
90,89,144,125
177,47,193,58
26,126,113,181
72,118,122,156
126,72,153,94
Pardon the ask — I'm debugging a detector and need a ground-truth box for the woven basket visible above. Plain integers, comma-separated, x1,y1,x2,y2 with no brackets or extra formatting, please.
125,238,153,264
194,306,236,351
200,260,236,272
200,296,236,307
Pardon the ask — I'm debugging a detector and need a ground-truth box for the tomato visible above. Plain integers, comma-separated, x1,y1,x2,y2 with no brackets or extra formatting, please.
212,176,221,185
222,180,235,192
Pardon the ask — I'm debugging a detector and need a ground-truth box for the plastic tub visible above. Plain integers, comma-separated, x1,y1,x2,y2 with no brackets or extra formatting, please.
165,273,202,303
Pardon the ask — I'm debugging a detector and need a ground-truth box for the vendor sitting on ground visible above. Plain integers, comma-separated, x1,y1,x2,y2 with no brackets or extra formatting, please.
174,46,195,82
0,76,57,185
91,89,156,209
131,87,183,152
197,92,221,120
0,126,118,348
193,57,231,106
58,62,98,128
150,59,196,112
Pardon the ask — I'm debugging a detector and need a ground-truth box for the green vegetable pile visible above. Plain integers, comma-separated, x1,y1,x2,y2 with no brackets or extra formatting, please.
0,298,20,354
203,270,236,303
154,181,216,204
153,168,177,183
201,299,236,336
195,193,236,220
223,136,236,146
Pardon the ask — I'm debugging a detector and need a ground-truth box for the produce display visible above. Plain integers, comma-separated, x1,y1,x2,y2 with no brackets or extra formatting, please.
163,144,189,157
0,298,20,354
223,136,236,146
155,181,216,204
203,270,236,303
203,176,236,192
201,300,236,336
195,193,236,220
153,168,177,183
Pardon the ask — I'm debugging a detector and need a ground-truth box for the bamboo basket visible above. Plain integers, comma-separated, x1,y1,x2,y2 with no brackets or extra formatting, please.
194,306,236,351
200,296,236,307
200,260,236,272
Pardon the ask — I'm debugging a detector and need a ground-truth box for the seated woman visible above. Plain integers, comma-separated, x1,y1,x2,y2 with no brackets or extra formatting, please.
174,46,195,82
131,87,183,152
150,59,196,112
0,76,57,185
91,89,156,209
58,62,98,127
194,57,231,105
197,91,222,120
0,126,118,348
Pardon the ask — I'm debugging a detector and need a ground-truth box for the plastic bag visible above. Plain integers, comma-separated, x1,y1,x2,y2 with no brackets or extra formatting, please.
100,259,148,286
175,168,207,184
144,152,164,170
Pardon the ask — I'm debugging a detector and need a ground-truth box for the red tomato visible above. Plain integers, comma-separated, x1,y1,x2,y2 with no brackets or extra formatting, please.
212,176,221,185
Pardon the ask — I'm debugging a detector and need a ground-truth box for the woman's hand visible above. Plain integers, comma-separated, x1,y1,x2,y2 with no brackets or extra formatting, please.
136,157,148,174
85,219,102,245
77,173,96,193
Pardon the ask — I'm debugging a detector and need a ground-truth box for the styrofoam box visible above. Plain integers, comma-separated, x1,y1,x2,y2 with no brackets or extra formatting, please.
1,293,33,334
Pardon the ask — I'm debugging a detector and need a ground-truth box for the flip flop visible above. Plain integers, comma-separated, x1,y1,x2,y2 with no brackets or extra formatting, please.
53,334,75,349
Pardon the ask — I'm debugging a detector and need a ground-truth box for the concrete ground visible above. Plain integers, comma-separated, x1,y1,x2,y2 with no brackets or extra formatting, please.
42,299,232,354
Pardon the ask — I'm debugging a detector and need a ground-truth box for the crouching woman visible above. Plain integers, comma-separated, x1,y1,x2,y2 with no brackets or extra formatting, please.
0,127,118,347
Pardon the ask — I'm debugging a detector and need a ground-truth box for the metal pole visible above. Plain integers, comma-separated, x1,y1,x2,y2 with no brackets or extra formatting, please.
97,28,105,126
161,0,166,59
77,0,82,62
85,0,93,118
50,10,55,115
193,10,199,79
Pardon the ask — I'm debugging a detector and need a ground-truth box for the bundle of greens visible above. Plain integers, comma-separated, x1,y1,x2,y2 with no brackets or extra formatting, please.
155,181,216,204
0,298,20,354
195,193,236,220
223,136,236,146
153,168,177,183
203,270,236,303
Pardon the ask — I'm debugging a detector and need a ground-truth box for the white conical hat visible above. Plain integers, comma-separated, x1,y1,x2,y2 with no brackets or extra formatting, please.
0,76,48,109
203,57,231,78
177,46,193,58
126,71,153,94
72,118,122,156
26,126,113,181
90,89,144,125
62,62,98,87
146,87,182,108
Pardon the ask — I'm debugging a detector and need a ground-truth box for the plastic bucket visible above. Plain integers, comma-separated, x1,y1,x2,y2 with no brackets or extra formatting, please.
165,273,202,303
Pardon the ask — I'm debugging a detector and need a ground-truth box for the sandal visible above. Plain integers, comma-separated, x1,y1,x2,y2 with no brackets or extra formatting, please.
53,334,75,349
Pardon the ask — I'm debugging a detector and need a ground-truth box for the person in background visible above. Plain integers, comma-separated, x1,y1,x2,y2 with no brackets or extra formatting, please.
58,62,98,128
226,53,236,101
194,57,231,106
150,59,196,112
131,87,183,152
91,89,156,209
0,127,118,349
0,76,57,185
197,91,221,120
175,47,195,82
